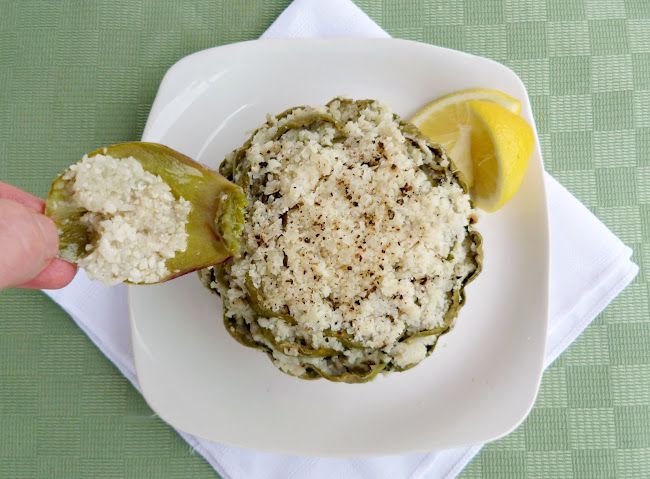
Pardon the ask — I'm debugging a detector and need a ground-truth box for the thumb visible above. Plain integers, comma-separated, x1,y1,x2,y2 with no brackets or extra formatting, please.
0,199,59,289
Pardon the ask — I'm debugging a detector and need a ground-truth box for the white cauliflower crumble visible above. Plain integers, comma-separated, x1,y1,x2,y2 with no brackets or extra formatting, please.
208,99,481,381
63,154,191,284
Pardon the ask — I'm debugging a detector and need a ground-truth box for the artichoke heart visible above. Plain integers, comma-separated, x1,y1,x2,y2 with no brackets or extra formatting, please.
202,99,483,383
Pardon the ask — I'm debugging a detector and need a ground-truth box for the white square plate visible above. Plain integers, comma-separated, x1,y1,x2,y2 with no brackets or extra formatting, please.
130,38,549,456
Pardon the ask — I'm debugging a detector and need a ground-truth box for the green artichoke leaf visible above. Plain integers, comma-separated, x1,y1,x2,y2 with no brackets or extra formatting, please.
401,326,448,342
45,142,247,284
221,109,342,194
306,361,387,383
224,315,268,350
244,275,297,325
323,328,365,349
257,326,339,358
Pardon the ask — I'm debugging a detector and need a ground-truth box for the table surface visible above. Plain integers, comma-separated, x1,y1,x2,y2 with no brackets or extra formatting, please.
1,0,649,477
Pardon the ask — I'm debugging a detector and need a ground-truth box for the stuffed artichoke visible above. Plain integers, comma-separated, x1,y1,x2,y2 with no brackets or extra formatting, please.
201,98,482,382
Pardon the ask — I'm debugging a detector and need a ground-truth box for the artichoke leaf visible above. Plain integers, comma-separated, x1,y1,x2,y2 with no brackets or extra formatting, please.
45,142,247,284
244,275,297,325
257,326,339,358
305,361,387,384
222,109,342,195
323,328,365,349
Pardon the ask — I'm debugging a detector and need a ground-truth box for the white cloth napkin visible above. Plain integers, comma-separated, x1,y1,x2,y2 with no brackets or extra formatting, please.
45,0,639,477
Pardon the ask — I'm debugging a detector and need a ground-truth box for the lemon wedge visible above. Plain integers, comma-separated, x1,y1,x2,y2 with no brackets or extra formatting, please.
467,100,534,212
409,88,533,212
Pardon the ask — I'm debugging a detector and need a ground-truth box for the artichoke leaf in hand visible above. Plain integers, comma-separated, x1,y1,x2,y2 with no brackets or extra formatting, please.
45,142,247,284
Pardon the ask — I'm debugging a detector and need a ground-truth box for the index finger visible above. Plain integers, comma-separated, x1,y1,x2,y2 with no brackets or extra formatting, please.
0,181,46,213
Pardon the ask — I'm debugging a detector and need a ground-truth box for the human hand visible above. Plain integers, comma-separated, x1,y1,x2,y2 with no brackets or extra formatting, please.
0,181,77,289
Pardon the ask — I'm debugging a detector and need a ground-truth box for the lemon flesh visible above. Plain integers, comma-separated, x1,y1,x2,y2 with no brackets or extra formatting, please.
411,88,521,188
468,100,534,212
409,88,533,212
411,88,522,118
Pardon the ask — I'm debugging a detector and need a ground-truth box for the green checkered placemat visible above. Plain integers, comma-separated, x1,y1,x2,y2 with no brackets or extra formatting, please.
1,0,649,477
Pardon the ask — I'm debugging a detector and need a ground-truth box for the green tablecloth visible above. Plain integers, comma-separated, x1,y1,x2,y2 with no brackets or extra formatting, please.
1,0,648,477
